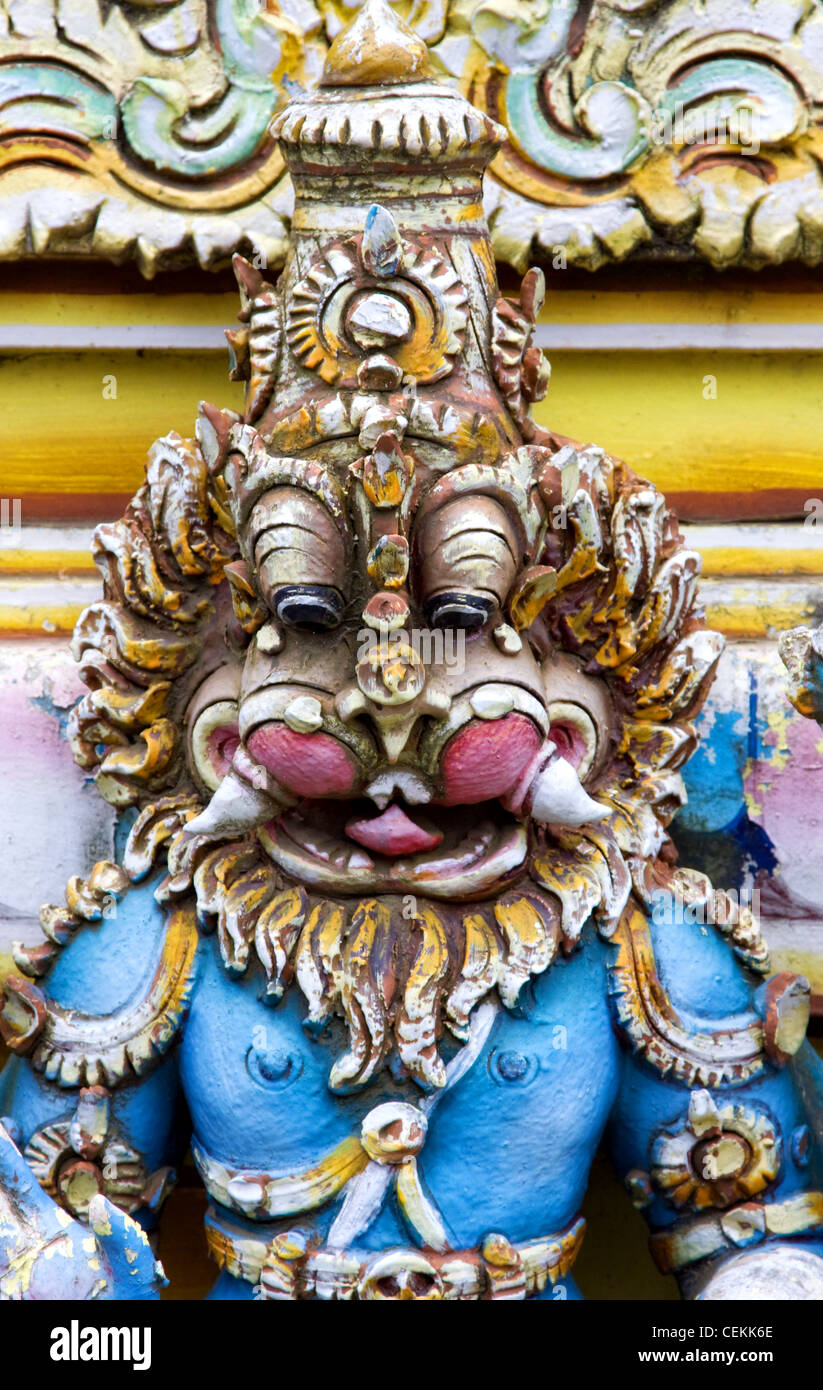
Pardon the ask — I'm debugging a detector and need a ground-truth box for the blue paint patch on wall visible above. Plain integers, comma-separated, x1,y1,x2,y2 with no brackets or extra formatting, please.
672,679,778,890
29,690,74,741
678,707,748,834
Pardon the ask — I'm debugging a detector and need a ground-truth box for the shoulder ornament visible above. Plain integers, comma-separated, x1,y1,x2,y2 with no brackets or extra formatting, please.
0,905,198,1089
608,903,810,1088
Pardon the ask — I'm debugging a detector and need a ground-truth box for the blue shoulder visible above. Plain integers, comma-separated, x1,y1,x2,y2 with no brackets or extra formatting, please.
1,873,200,1093
647,897,754,1023
0,874,197,1225
607,895,811,1093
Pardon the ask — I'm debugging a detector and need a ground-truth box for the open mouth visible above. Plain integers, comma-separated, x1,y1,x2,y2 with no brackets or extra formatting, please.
257,796,529,897
345,803,444,856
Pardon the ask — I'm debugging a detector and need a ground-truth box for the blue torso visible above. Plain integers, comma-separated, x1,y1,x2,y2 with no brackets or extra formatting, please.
181,925,621,1260
8,876,820,1301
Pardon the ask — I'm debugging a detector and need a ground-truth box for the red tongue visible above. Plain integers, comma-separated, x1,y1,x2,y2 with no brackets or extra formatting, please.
345,805,443,856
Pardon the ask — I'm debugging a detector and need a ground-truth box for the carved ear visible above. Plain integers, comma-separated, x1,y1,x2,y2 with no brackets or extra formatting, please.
232,253,265,311
225,560,268,636
249,486,349,629
416,495,520,629
519,266,545,322
185,665,242,794
188,703,240,794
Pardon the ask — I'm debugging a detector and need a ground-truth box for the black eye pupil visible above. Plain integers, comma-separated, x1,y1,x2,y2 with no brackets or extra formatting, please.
274,585,343,632
424,593,494,631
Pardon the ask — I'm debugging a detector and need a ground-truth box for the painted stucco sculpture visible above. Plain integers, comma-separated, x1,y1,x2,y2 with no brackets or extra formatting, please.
1,0,822,273
1,0,823,1301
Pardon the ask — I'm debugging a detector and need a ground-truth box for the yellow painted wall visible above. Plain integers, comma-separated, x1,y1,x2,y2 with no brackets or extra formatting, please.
2,353,243,504
536,351,822,511
1,349,820,514
1,265,821,523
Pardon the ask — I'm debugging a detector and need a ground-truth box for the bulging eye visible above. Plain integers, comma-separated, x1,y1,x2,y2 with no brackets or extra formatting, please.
249,484,348,630
416,494,519,632
424,592,494,631
272,584,344,632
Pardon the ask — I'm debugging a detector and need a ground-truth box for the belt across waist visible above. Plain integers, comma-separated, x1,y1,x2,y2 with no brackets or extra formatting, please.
204,1205,586,1300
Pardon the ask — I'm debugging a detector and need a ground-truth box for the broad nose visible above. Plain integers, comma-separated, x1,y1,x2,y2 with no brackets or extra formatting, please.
343,591,451,761
336,673,450,765
356,637,425,706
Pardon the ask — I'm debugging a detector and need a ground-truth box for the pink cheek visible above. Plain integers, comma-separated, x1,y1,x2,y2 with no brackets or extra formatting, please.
439,713,543,806
248,724,360,798
206,726,239,781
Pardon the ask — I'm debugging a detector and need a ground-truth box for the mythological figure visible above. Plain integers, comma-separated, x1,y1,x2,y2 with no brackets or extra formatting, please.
1,0,822,1301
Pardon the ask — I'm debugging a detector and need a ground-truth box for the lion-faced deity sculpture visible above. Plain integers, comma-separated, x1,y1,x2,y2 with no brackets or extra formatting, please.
2,0,822,1305
66,0,726,1090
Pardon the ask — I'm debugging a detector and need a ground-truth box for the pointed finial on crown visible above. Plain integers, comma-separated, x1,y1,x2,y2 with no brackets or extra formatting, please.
320,0,432,87
270,0,505,179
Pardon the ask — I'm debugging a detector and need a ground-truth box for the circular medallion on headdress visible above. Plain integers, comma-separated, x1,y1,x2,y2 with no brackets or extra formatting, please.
286,210,468,385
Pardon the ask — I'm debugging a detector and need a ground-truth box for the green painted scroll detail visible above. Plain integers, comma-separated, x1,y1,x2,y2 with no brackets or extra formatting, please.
119,0,286,177
505,73,651,180
658,59,803,147
504,55,803,181
0,0,289,180
0,64,116,142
